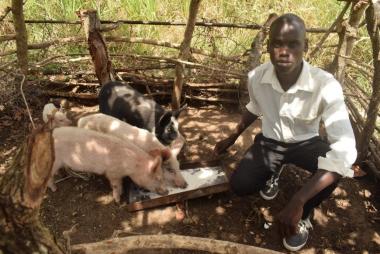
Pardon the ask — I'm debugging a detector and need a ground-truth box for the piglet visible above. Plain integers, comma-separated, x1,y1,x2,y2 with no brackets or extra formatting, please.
98,81,186,145
50,126,170,202
77,113,187,189
42,103,72,128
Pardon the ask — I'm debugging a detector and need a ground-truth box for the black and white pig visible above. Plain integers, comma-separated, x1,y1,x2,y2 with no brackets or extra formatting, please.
98,81,185,146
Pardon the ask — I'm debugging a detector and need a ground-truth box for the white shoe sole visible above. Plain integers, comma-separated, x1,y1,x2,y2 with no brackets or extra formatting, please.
259,190,278,200
282,237,308,251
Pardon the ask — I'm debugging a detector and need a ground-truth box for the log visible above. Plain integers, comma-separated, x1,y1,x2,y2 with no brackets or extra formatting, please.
0,126,65,254
71,234,282,254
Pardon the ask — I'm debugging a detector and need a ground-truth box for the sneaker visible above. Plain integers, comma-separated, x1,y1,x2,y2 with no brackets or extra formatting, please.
283,216,313,251
259,164,286,200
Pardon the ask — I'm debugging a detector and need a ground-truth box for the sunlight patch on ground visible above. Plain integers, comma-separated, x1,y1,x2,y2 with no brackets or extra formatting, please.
347,232,358,246
96,194,114,205
130,206,177,226
334,198,351,209
313,208,330,227
215,205,226,215
373,231,380,245
332,186,348,198
359,188,372,198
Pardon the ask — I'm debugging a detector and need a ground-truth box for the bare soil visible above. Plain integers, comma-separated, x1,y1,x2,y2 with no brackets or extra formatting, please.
0,104,379,253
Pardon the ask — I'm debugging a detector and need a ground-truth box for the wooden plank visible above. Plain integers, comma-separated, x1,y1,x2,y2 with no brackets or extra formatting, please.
127,160,230,212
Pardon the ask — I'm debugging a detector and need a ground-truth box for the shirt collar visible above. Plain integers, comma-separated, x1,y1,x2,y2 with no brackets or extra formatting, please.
261,60,315,93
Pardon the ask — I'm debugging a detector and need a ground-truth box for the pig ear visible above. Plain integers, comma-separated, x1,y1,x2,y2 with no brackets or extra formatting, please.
150,155,161,174
172,103,187,119
148,149,161,158
161,148,171,161
158,112,172,126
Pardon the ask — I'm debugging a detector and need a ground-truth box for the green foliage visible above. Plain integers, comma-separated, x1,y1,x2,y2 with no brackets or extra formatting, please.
0,0,372,73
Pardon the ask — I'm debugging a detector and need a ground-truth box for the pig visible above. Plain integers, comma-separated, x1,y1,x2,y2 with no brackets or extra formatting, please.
77,113,187,188
42,103,72,128
98,81,186,146
49,126,170,202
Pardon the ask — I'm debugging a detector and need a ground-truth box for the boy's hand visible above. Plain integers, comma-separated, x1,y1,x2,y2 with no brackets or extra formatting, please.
213,135,238,155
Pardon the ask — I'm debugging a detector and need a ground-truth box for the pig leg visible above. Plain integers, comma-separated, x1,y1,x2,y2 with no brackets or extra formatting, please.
47,161,60,192
108,177,123,203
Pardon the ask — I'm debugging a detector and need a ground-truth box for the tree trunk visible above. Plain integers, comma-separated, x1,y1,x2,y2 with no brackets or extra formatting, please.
77,9,114,86
172,0,201,109
0,127,64,254
11,0,28,75
358,3,380,162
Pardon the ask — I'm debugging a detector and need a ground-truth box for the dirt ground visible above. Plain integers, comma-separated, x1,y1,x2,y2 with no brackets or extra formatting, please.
0,104,379,253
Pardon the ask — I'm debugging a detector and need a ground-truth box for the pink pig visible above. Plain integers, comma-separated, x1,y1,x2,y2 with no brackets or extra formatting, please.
49,126,170,202
77,113,187,189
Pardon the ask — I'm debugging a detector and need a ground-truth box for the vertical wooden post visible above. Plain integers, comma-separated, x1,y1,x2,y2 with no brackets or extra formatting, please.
77,9,114,86
330,0,369,83
11,0,28,75
0,128,64,254
172,0,202,110
358,3,380,161
247,13,278,71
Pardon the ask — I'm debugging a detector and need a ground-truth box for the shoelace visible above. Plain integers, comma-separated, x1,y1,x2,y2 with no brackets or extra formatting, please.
298,218,313,233
266,174,279,189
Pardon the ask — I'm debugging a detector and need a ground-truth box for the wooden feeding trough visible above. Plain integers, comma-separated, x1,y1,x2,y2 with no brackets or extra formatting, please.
127,160,230,211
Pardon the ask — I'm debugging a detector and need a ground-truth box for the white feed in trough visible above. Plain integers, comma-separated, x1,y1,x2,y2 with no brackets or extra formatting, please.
127,165,229,211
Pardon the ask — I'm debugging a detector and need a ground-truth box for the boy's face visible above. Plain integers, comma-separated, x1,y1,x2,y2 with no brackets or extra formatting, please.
268,22,307,75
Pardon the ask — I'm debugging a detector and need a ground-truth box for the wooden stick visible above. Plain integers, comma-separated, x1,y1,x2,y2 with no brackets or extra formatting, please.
345,97,380,147
307,0,351,60
0,37,85,56
346,85,380,122
71,234,282,254
247,13,277,70
0,6,11,21
0,34,16,42
105,35,242,63
8,19,335,33
172,0,202,109
366,160,380,180
358,4,380,161
40,90,97,99
12,0,28,74
77,9,115,85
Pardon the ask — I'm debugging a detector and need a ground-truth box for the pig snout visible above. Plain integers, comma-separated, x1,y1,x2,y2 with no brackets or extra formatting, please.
176,178,188,188
163,167,188,189
156,186,169,196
